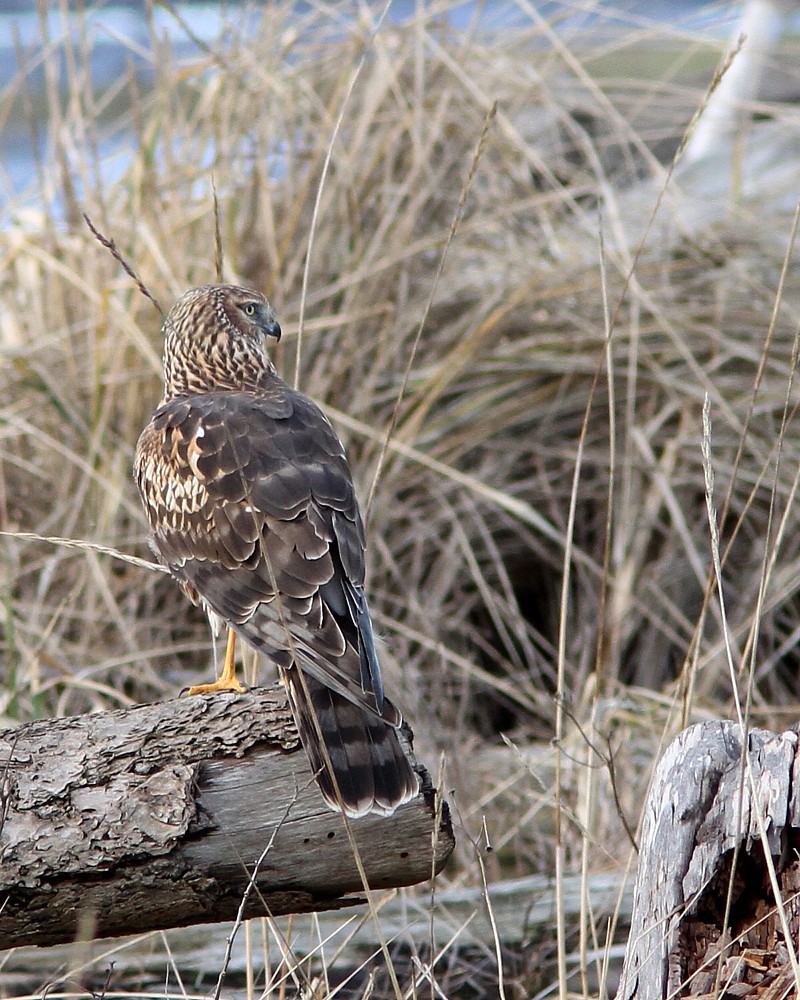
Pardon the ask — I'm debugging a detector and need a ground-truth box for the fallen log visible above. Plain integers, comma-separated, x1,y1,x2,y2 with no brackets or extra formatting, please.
618,720,800,1000
1,870,631,993
0,686,454,949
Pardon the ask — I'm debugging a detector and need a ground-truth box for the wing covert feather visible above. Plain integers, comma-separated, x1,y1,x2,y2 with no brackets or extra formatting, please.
136,386,382,715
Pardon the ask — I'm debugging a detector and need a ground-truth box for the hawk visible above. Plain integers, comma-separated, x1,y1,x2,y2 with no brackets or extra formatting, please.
134,284,419,817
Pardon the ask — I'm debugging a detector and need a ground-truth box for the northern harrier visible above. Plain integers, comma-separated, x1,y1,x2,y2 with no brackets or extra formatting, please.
135,284,419,817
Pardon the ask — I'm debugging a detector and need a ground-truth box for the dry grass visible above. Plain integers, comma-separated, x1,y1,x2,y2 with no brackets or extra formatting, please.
2,1,800,996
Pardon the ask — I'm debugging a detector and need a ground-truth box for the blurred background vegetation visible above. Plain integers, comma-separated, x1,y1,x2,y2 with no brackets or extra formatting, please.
2,1,800,996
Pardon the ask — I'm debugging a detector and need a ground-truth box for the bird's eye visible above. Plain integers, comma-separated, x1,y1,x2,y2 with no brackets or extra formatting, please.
243,303,257,317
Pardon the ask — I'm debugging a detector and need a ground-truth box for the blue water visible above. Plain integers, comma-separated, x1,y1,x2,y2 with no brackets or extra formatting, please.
0,1,764,218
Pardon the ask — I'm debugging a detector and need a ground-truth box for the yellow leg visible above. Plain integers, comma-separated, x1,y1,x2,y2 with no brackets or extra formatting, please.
186,628,247,695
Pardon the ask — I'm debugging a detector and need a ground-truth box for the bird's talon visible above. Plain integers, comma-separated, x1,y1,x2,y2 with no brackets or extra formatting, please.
183,679,248,697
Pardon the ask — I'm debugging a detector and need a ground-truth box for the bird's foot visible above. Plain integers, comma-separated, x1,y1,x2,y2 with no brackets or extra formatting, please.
182,676,249,696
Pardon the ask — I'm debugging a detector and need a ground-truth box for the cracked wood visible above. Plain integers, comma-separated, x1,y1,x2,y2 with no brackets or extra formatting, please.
618,721,800,1000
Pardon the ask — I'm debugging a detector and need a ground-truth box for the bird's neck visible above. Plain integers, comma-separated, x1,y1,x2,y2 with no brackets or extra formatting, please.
162,335,278,398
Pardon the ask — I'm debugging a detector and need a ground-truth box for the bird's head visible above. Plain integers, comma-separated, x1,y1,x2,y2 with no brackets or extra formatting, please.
162,284,282,396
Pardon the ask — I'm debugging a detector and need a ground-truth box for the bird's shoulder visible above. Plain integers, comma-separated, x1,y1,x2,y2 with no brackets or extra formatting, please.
143,382,344,461
135,381,359,524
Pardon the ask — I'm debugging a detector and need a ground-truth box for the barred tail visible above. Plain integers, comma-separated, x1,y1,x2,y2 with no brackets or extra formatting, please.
284,670,419,817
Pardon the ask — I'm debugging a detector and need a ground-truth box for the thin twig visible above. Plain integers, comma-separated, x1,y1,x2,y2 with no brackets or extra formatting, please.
365,101,498,520
213,790,301,1000
82,212,165,319
294,1,394,390
212,174,224,283
0,529,167,574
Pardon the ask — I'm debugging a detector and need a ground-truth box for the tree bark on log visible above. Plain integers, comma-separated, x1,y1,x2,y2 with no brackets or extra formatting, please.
0,686,454,949
618,720,800,1000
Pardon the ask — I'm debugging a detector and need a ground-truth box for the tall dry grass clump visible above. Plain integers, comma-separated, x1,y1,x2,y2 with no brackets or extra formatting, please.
2,2,800,995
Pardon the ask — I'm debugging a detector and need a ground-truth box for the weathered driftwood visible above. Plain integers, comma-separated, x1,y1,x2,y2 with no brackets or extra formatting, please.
1,870,631,990
618,720,800,1000
0,686,454,949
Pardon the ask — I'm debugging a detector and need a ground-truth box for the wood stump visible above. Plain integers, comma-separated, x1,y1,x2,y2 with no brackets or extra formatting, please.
618,720,800,1000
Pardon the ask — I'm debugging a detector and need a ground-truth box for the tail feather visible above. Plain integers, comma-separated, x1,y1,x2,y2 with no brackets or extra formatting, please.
284,671,419,817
